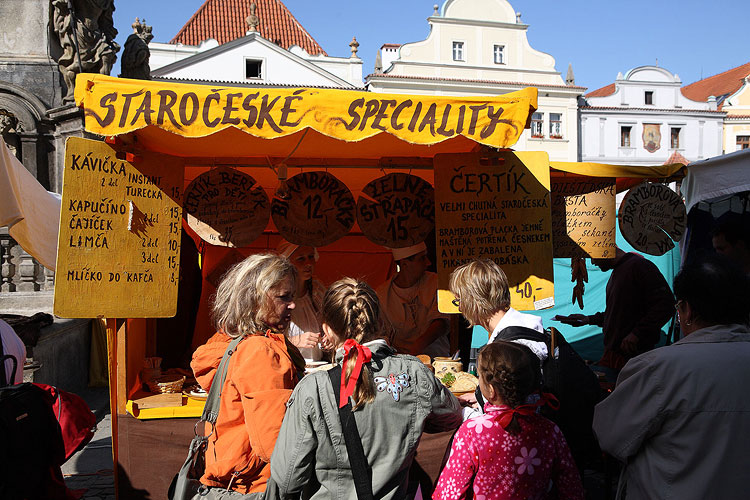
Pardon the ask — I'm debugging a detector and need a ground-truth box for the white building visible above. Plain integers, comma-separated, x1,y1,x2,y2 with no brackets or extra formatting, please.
148,0,363,88
581,66,725,165
366,0,585,162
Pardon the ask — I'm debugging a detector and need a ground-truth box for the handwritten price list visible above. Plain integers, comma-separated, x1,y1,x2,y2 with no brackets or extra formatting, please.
433,152,554,313
551,177,616,258
54,137,184,318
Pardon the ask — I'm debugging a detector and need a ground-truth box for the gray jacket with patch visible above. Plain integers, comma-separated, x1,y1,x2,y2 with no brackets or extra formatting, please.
268,341,462,500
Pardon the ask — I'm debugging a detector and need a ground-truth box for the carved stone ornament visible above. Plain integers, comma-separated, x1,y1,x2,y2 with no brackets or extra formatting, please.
246,2,260,33
52,0,120,102
120,17,153,80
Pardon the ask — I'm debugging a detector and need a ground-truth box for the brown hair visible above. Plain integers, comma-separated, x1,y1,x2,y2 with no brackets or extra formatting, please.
449,259,510,327
322,278,388,410
477,341,540,434
212,253,297,338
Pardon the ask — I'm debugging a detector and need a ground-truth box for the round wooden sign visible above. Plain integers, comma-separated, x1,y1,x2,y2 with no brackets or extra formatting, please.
618,182,686,256
357,173,435,248
271,171,355,247
183,167,270,247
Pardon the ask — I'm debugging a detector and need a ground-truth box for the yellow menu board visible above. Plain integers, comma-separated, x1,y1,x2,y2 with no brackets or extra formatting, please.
434,152,554,313
54,137,184,318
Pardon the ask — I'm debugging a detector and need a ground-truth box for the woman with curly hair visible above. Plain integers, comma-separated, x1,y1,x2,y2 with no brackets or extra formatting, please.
433,341,583,500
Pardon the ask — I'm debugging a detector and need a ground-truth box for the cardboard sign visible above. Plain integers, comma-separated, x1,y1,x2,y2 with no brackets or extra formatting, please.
183,167,270,247
357,173,434,248
54,137,184,318
619,182,686,256
271,171,355,247
433,152,554,313
551,177,616,258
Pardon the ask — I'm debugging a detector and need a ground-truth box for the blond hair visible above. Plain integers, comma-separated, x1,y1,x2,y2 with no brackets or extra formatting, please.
322,278,388,410
449,259,510,327
212,253,297,338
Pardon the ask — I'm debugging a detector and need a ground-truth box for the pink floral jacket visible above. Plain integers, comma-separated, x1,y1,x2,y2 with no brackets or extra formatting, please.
433,403,583,500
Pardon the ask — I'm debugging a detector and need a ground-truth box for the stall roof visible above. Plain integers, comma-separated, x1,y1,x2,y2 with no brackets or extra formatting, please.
551,161,686,192
74,74,538,159
681,148,750,213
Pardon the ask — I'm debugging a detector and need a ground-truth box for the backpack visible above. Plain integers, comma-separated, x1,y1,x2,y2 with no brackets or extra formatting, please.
493,326,602,468
0,347,69,499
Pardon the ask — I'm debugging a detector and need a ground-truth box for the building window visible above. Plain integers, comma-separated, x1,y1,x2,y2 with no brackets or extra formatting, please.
621,126,632,147
531,113,543,138
738,136,750,150
670,127,681,149
452,41,464,61
493,45,505,64
549,113,562,138
245,59,262,79
645,91,654,105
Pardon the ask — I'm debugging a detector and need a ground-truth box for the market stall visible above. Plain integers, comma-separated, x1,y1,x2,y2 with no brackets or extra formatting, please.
57,74,686,498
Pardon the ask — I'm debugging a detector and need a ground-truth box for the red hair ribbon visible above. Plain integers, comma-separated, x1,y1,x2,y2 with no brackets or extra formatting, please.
339,339,372,408
495,392,560,429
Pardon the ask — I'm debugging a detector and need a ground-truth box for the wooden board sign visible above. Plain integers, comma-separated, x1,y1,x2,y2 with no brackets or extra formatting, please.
433,152,554,313
619,182,686,256
271,171,355,247
357,173,434,248
183,167,270,248
551,177,616,258
54,137,184,318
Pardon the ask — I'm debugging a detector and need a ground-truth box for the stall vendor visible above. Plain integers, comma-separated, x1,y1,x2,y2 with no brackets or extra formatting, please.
277,240,327,361
376,242,450,358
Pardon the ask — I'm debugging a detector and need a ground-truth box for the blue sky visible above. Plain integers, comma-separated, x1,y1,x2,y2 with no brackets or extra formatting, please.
113,0,748,93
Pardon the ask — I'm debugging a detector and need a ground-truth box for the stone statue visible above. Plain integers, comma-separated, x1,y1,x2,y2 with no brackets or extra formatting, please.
120,18,153,80
51,0,120,102
0,110,21,158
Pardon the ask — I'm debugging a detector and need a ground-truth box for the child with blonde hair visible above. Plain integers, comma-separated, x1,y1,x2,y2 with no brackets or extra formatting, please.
434,341,583,500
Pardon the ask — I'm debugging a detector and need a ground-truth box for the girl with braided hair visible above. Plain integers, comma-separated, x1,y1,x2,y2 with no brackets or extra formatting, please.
434,341,583,500
269,278,462,499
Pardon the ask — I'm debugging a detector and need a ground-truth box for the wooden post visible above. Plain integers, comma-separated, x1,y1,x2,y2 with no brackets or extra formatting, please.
105,318,120,497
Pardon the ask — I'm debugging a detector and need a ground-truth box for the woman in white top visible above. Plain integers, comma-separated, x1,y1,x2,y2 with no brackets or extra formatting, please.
277,240,327,361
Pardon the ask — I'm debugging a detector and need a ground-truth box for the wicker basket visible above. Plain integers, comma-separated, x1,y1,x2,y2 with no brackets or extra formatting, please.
147,375,185,394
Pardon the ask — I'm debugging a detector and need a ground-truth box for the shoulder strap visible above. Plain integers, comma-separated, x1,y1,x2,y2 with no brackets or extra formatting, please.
0,333,6,387
328,365,374,500
495,325,550,344
201,334,245,424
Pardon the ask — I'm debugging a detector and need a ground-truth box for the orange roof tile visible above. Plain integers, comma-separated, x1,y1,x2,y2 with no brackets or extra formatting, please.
171,0,327,56
681,62,750,107
586,83,615,98
664,151,690,166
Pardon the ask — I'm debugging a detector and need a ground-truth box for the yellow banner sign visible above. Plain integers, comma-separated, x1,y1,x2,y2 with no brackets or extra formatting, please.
433,152,554,313
75,74,537,149
54,137,184,318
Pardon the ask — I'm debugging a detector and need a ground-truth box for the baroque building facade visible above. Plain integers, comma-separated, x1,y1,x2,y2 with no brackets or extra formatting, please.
366,0,584,162
580,66,724,165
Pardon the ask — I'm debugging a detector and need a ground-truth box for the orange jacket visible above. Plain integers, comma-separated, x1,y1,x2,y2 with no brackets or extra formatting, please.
191,331,297,494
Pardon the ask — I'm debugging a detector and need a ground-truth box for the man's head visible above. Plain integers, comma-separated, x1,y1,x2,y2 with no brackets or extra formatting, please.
391,242,431,279
590,247,625,272
712,214,750,271
449,259,510,327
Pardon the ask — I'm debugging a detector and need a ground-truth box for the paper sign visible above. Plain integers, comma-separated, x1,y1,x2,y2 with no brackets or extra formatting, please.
551,177,616,258
184,167,270,247
54,137,184,318
619,182,686,256
357,173,434,248
271,171,355,247
433,152,554,313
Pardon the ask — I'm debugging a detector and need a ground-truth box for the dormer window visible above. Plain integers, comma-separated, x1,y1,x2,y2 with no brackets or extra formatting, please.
644,91,654,105
245,59,262,79
493,45,505,64
452,42,464,61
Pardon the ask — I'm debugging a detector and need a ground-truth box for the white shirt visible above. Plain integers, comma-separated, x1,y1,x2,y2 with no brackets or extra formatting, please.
0,319,25,385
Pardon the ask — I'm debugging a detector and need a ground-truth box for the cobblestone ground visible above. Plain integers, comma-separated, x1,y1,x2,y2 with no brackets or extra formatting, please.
62,387,115,499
